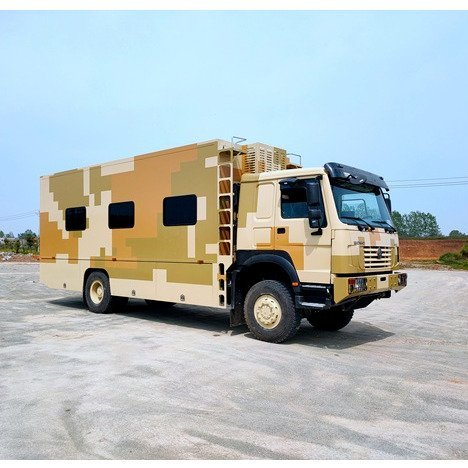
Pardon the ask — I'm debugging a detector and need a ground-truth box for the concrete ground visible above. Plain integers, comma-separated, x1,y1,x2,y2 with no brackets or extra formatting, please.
0,263,467,460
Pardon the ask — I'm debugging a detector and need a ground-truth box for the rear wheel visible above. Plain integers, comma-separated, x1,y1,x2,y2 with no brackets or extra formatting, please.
307,308,354,331
84,271,128,314
244,280,301,343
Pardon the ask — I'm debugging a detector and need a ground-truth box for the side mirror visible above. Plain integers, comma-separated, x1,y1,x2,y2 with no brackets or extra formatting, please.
305,180,323,230
308,208,322,229
305,180,320,206
383,192,392,213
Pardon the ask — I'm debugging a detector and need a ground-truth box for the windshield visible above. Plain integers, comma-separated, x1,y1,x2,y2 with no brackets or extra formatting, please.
330,180,394,230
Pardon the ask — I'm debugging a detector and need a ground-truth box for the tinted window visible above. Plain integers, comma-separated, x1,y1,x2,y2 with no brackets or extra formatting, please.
281,187,308,219
65,206,86,231
163,195,197,226
109,201,135,229
280,179,327,227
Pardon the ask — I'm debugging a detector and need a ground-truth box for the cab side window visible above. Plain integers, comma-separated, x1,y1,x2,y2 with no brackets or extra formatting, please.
280,179,327,227
281,187,308,219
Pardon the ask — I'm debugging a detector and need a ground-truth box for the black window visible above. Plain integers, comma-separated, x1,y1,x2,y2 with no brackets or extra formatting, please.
163,194,197,226
280,179,327,227
281,187,308,219
108,201,135,229
65,206,86,231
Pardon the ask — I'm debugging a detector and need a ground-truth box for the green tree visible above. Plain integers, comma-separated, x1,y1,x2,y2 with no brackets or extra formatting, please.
448,229,467,238
391,210,442,238
18,230,38,251
391,210,407,236
13,239,20,254
18,229,36,239
404,211,442,238
0,230,4,238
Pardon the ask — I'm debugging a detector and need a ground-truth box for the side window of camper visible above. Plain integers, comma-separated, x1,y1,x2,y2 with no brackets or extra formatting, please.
65,206,87,231
108,201,135,229
163,195,197,226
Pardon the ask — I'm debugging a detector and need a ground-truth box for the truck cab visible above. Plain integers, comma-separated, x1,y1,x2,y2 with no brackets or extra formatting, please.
230,161,407,342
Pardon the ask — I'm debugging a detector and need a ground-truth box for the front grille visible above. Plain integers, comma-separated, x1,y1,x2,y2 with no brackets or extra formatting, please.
363,246,392,270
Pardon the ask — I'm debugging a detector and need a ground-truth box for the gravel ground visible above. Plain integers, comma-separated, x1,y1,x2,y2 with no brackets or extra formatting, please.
0,263,467,459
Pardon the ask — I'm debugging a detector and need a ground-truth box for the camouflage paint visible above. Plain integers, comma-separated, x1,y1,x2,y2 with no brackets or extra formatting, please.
40,139,405,310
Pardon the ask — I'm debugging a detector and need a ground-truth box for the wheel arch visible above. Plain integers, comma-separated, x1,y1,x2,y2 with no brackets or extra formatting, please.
228,251,300,326
83,267,109,291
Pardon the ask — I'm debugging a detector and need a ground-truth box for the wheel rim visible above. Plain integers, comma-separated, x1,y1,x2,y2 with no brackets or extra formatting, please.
90,279,104,304
253,294,282,329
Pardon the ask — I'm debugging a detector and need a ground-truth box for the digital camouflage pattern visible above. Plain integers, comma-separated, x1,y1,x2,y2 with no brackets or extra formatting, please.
40,139,405,309
41,140,241,307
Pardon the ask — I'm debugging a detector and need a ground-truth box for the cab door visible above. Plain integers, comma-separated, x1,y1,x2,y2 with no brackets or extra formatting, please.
275,178,332,284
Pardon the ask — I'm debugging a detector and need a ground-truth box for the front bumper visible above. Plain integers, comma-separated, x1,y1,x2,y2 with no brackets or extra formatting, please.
333,272,407,303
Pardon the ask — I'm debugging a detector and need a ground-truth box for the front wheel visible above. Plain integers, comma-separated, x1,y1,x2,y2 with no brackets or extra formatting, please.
244,280,301,343
307,308,354,331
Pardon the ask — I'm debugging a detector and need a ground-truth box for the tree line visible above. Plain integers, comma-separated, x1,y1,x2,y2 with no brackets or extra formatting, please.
391,211,467,239
0,229,39,253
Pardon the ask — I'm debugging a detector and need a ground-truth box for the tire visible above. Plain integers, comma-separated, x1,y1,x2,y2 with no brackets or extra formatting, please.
307,308,354,331
83,271,128,314
145,299,175,308
244,280,301,343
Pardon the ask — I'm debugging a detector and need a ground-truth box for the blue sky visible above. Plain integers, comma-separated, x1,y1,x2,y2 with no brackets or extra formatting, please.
1,11,467,235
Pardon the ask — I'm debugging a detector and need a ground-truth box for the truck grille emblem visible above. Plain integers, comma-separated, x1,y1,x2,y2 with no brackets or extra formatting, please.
377,247,383,259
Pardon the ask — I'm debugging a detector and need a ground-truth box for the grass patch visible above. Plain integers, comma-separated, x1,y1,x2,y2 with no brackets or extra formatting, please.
438,245,468,270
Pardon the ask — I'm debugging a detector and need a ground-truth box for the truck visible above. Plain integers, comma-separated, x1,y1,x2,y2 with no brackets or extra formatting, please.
40,139,407,343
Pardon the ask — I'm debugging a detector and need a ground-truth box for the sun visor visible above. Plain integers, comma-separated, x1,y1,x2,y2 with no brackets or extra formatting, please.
324,162,389,190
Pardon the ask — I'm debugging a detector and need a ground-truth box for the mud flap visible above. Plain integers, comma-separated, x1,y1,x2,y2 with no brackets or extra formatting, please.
229,300,246,327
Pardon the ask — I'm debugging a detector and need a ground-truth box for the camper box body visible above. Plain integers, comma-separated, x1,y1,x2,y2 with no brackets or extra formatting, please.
40,140,243,308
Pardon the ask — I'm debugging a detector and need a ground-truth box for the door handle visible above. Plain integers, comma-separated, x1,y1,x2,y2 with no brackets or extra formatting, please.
277,227,286,234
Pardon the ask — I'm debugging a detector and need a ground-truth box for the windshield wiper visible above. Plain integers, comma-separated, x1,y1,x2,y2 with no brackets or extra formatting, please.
340,216,375,231
372,220,396,233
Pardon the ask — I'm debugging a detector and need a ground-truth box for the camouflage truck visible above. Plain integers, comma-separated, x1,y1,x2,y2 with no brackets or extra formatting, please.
40,139,407,343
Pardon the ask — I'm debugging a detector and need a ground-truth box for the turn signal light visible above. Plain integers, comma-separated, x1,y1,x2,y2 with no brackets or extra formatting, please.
348,277,367,294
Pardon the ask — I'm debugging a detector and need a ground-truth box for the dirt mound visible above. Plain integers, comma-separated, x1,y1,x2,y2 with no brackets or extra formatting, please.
400,239,467,260
0,252,39,262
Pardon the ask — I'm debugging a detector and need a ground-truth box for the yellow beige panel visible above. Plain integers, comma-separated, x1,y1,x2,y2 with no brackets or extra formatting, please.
162,262,213,286
154,268,221,308
40,258,82,291
89,165,112,206
332,254,362,274
49,169,89,213
40,177,68,239
237,179,258,229
78,190,112,260
40,212,79,264
101,157,134,176
274,226,304,271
